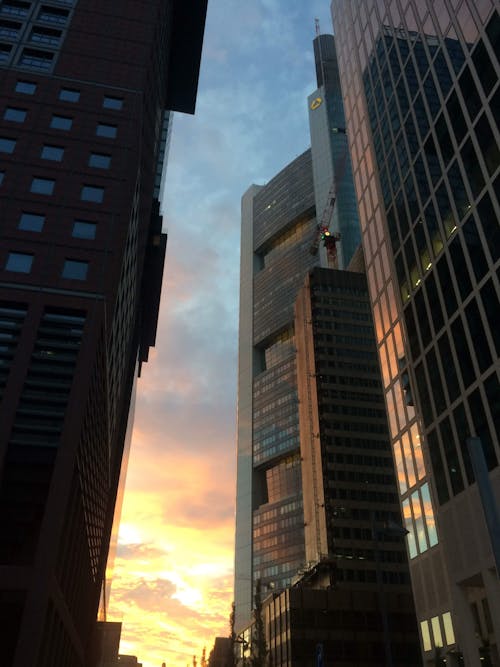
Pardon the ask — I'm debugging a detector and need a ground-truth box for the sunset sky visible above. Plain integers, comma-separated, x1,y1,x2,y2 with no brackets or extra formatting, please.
108,2,334,665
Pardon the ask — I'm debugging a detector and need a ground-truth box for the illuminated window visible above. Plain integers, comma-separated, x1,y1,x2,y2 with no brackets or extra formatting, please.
431,616,443,647
420,620,431,651
442,612,455,645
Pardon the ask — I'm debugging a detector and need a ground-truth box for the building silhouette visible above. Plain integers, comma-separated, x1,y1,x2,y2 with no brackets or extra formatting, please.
332,0,499,664
0,1,206,665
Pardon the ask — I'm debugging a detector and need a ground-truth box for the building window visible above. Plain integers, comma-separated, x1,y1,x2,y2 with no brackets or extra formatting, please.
88,153,111,169
72,220,96,239
15,80,36,94
0,43,12,61
96,123,117,138
19,48,54,70
3,107,27,122
30,177,55,195
62,259,88,280
59,87,80,102
30,26,61,47
41,144,64,161
19,212,45,231
0,20,21,40
50,114,72,130
103,96,123,110
5,252,33,273
0,171,4,185
1,2,31,18
81,185,104,203
37,6,69,25
0,137,16,153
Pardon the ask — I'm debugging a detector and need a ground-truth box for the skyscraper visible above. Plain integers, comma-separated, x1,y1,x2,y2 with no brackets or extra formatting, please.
235,35,364,632
0,2,207,665
331,0,499,663
235,149,319,630
308,34,360,268
234,32,419,651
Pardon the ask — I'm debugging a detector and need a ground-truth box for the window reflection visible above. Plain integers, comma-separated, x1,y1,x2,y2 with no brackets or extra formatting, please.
411,489,428,551
410,422,426,479
393,440,408,493
402,431,416,487
402,498,417,558
385,386,399,438
421,483,438,546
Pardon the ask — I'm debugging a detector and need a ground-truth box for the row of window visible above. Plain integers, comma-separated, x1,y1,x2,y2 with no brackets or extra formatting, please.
14,212,96,239
13,79,123,111
1,2,74,20
0,1,74,71
0,136,111,168
1,111,117,136
4,252,88,280
1,175,104,202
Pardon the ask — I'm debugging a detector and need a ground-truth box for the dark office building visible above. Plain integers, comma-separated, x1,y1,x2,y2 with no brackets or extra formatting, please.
236,263,420,666
0,1,206,666
261,583,418,667
332,0,499,663
294,265,419,667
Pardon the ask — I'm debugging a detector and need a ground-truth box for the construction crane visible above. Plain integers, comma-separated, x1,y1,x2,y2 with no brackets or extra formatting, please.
309,128,347,266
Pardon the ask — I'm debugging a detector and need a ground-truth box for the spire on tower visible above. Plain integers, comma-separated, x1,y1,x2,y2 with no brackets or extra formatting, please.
315,17,321,36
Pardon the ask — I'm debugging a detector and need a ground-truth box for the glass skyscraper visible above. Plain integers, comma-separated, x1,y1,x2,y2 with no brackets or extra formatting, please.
308,35,361,268
332,0,499,663
235,149,319,631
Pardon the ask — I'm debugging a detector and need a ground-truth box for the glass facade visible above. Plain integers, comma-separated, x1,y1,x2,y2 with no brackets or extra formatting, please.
332,0,499,662
235,150,319,630
308,35,361,268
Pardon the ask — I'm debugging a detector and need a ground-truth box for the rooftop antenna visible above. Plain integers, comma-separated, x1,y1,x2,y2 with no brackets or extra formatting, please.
315,17,321,36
